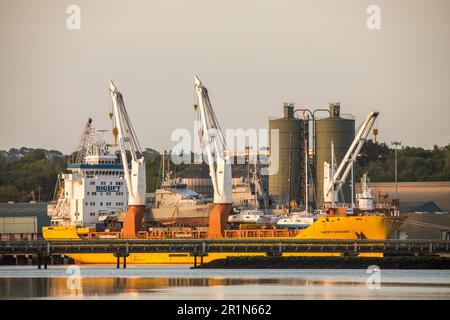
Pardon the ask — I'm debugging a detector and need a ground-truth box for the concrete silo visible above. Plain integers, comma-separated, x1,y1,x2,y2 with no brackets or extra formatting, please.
315,103,355,207
269,103,307,207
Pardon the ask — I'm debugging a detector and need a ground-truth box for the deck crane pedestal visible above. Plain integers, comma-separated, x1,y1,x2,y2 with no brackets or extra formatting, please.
109,81,147,238
194,76,232,238
323,111,379,214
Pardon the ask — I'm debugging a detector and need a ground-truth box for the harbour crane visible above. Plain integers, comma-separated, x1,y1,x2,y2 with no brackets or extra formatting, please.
109,81,147,238
194,76,232,238
323,111,379,208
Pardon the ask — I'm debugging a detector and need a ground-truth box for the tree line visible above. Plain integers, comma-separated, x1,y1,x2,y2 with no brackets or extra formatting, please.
0,142,449,203
355,141,450,182
0,148,189,203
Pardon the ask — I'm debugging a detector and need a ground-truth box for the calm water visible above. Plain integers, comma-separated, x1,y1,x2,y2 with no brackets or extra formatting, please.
0,266,449,299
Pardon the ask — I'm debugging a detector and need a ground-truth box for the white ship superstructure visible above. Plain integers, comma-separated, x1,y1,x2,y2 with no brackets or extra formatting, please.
48,121,128,227
356,173,375,210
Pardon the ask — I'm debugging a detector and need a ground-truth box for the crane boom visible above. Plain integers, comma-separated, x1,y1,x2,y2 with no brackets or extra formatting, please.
193,76,232,238
71,118,93,164
194,76,232,204
324,111,379,204
109,81,147,238
109,81,146,206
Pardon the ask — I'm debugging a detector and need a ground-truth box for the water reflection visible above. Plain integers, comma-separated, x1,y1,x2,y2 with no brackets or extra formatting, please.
1,276,450,300
1,267,450,299
0,277,329,298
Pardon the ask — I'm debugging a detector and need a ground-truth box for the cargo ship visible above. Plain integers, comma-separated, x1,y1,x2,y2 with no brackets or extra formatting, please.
42,78,404,265
43,214,401,264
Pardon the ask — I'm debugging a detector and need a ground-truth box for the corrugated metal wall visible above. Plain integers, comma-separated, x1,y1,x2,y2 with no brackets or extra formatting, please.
0,216,37,233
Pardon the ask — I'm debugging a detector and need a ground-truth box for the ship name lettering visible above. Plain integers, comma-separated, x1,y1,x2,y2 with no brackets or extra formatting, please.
96,186,121,192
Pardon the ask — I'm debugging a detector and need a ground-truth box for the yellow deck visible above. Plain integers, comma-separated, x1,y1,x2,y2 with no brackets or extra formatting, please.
42,215,392,264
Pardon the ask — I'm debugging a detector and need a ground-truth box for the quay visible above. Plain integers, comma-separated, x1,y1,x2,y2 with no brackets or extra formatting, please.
1,239,450,268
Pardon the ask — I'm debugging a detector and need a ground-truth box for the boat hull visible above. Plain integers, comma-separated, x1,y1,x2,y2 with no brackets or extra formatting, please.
295,216,398,239
43,215,402,265
147,204,213,226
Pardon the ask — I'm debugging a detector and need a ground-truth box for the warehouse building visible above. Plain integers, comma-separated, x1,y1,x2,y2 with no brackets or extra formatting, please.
355,181,450,213
0,202,50,240
392,212,450,240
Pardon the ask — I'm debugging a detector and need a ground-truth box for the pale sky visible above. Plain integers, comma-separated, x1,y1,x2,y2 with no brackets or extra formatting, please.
1,0,449,154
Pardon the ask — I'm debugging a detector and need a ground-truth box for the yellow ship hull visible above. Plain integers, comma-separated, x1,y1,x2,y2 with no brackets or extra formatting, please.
43,216,398,264
296,215,393,239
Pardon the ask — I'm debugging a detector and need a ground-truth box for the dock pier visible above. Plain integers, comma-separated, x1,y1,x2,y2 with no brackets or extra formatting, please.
1,239,449,269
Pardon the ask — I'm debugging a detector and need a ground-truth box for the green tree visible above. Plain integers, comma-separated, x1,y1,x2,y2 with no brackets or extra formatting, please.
355,141,450,182
0,150,65,202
